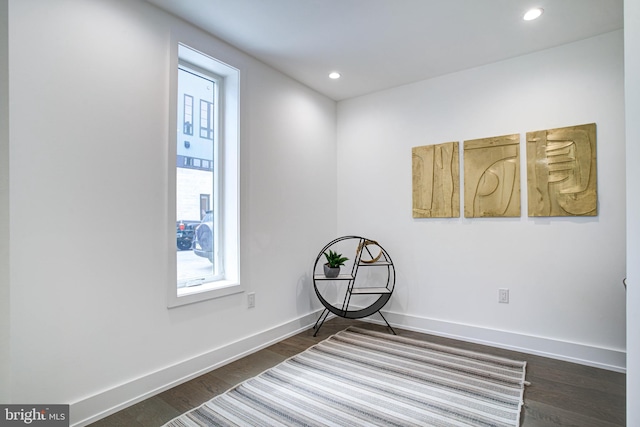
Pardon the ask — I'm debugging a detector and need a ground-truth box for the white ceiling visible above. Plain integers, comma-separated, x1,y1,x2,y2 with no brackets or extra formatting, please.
146,0,623,101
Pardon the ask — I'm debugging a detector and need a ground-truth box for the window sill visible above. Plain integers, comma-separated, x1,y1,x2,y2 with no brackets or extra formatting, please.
168,280,243,308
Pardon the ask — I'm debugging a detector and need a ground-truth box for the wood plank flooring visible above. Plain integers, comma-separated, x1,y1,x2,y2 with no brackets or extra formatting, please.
89,318,625,426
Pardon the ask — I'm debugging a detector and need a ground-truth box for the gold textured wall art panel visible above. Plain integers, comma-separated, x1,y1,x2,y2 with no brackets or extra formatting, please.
527,123,597,216
464,134,521,218
412,142,460,218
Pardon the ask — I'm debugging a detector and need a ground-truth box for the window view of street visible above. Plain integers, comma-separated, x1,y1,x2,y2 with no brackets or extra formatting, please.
177,245,213,288
176,63,219,288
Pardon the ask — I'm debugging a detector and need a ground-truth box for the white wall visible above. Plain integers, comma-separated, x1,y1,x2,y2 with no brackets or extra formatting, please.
625,0,640,423
6,0,631,423
0,0,10,405
337,30,626,370
7,0,336,424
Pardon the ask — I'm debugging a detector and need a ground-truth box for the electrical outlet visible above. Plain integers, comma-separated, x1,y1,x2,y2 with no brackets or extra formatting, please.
498,288,509,304
247,292,255,308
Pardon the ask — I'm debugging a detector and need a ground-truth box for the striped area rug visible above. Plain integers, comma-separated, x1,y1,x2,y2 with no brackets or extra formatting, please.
164,327,528,427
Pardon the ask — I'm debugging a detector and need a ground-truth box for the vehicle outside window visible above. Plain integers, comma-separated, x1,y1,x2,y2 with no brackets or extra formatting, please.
193,211,214,263
176,220,198,251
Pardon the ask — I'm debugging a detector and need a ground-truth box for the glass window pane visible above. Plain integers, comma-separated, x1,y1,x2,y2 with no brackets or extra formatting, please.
176,66,217,288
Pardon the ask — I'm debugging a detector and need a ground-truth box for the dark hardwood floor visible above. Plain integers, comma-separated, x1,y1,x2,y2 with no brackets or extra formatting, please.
90,318,625,426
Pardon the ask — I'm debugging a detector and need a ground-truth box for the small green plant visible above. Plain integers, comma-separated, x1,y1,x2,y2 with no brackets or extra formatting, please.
323,250,349,268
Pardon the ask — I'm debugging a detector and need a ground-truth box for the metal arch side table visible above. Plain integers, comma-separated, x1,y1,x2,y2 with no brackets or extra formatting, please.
312,235,396,336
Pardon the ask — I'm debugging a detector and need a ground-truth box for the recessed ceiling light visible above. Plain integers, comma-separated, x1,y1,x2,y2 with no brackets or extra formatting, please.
523,8,543,21
329,72,341,79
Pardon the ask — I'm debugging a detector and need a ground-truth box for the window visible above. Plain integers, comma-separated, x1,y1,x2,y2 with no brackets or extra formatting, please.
177,63,220,285
200,99,214,140
183,94,193,135
169,43,240,308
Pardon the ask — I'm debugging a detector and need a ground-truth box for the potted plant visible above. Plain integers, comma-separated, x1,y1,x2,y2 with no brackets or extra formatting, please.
323,250,349,278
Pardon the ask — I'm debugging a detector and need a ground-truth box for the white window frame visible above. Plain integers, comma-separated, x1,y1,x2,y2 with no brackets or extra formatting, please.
168,42,241,308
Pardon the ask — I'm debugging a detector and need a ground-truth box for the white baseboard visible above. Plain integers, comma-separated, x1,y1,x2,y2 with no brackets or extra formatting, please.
366,309,626,373
71,307,625,425
70,310,323,427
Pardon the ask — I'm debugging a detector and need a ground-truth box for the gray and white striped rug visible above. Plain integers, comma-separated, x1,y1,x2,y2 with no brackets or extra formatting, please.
164,327,528,426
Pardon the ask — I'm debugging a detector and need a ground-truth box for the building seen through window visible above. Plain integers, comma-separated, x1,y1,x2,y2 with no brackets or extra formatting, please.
176,63,220,288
